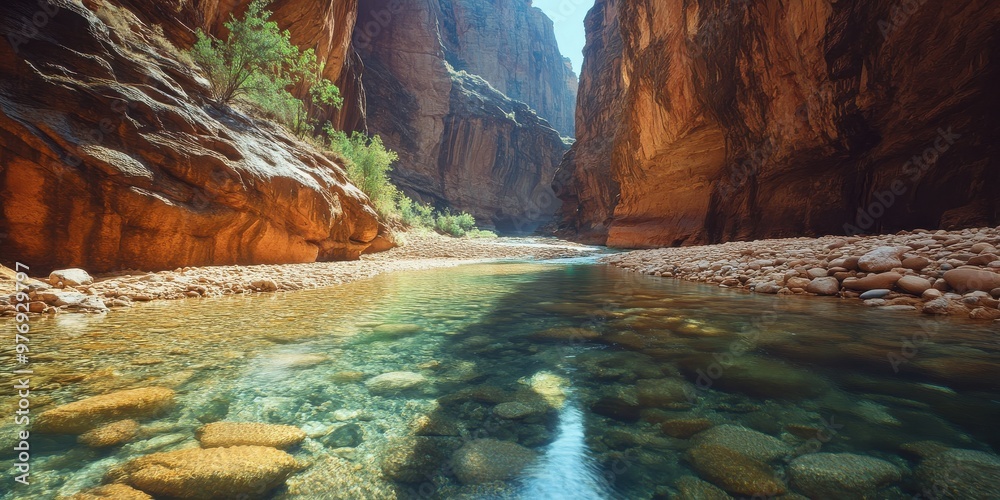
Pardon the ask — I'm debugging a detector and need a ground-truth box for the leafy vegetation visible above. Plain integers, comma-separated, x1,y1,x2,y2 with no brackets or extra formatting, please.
190,0,341,136
190,1,495,238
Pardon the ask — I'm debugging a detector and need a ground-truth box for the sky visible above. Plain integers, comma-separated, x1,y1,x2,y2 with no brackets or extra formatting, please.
532,0,596,75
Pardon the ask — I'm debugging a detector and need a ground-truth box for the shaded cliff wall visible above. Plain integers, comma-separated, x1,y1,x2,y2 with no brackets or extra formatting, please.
436,0,579,136
557,0,1000,248
354,0,570,232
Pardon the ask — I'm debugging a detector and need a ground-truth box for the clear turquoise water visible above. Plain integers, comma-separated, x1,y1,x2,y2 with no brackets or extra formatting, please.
2,260,999,498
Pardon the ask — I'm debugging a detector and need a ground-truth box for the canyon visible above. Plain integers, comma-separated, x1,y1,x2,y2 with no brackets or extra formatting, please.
0,0,577,271
556,0,1000,248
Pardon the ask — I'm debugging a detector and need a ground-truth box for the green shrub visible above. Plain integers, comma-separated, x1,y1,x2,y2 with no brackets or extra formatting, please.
434,210,477,237
190,0,341,135
327,129,400,220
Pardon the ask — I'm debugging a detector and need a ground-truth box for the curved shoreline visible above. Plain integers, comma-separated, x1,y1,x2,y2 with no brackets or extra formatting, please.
604,226,1000,322
0,233,602,316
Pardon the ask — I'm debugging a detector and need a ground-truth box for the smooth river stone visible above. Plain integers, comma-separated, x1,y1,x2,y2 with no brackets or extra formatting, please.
196,422,306,449
843,272,903,291
915,449,1000,499
943,268,1000,293
789,453,902,498
857,247,903,272
35,387,175,434
859,289,891,300
691,425,792,462
451,439,536,485
365,371,429,394
806,277,840,296
687,444,786,496
897,276,932,295
105,446,300,499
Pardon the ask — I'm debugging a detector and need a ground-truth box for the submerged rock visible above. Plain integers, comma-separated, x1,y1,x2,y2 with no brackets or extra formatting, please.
78,419,140,448
789,453,902,498
687,444,786,496
661,418,713,439
196,422,306,450
673,475,730,500
915,448,1000,499
319,423,364,448
451,439,536,485
365,372,429,394
35,387,175,434
105,446,301,499
493,401,545,420
371,323,423,338
380,436,457,483
68,484,152,500
691,425,792,462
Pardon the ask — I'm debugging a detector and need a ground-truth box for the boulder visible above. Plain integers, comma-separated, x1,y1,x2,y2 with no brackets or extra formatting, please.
915,449,1000,499
691,425,792,462
451,439,536,485
365,372,428,394
687,444,786,496
661,418,714,439
68,484,153,500
49,268,94,287
897,276,932,295
943,269,1000,293
789,453,902,498
902,256,931,270
196,422,306,449
857,247,903,272
806,277,841,296
843,272,903,291
35,387,175,434
78,419,140,448
105,446,301,499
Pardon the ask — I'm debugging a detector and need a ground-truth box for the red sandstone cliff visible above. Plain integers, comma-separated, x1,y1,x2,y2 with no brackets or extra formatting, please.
557,0,1000,248
0,0,382,273
355,0,571,232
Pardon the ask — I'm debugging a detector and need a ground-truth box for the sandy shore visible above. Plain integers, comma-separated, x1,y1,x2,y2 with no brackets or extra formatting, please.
0,232,600,315
605,226,1000,321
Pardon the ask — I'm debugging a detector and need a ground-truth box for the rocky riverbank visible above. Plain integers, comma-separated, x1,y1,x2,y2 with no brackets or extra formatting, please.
0,233,599,316
604,227,1000,321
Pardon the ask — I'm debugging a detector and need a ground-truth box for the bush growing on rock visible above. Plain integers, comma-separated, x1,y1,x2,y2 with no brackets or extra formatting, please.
190,0,342,135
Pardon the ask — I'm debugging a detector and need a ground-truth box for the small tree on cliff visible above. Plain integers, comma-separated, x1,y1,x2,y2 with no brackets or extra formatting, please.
190,0,341,134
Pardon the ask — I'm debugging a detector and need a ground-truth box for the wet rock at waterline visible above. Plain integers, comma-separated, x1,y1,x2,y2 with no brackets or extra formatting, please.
49,268,94,287
34,387,176,434
196,422,306,449
451,439,537,485
789,453,903,498
105,446,301,499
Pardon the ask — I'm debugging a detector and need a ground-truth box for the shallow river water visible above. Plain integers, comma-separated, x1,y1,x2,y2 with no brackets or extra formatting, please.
3,259,999,498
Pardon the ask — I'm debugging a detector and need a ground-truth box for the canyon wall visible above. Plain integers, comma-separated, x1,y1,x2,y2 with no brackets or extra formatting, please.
557,0,1000,247
0,0,382,273
354,0,574,232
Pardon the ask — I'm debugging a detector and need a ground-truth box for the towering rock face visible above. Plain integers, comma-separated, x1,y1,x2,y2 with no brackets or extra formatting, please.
0,0,382,273
437,0,579,136
354,0,572,232
557,0,1000,248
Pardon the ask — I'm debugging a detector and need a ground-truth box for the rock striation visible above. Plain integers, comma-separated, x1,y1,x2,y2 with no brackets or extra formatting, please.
0,0,384,273
557,0,1000,247
354,0,573,232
